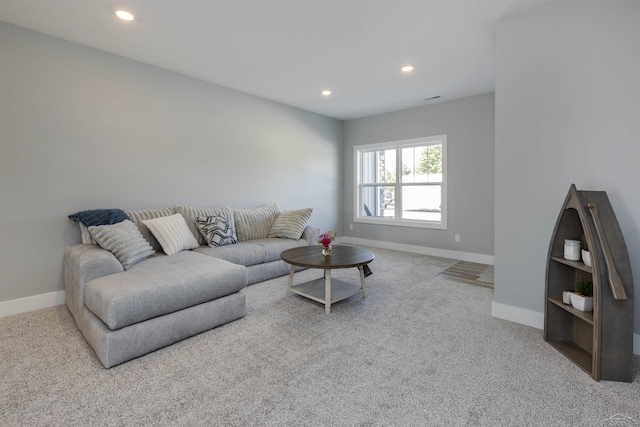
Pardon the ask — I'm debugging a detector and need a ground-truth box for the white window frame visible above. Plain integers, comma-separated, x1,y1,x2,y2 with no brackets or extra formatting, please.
354,135,447,230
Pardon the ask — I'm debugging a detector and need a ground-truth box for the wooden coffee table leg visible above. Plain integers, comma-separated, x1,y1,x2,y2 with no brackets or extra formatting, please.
359,265,368,298
286,265,295,296
325,269,331,314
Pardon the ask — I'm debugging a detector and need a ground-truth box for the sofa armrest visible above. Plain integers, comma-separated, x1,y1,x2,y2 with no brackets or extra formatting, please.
64,244,124,327
301,225,321,246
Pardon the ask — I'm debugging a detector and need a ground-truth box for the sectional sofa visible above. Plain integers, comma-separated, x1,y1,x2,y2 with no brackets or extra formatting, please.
64,204,320,368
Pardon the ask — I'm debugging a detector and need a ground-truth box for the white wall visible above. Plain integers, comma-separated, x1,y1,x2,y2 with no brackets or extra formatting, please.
494,0,640,336
0,23,343,304
343,93,495,257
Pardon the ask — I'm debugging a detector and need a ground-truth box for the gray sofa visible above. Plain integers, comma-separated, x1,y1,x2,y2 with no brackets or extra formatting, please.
64,204,320,368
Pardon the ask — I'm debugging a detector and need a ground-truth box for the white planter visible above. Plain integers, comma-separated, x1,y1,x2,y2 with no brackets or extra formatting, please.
564,239,581,261
582,249,591,267
570,293,593,312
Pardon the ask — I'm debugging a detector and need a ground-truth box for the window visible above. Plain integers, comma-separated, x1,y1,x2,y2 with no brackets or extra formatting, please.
354,135,447,229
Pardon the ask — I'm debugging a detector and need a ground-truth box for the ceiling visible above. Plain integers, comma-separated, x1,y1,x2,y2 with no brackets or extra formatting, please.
0,0,557,120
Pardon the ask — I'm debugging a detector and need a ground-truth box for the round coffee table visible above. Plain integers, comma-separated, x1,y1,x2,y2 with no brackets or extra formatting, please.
281,245,375,313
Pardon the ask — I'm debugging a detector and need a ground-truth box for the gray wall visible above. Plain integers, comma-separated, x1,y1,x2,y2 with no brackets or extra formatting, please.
494,0,640,333
343,93,495,255
0,23,343,302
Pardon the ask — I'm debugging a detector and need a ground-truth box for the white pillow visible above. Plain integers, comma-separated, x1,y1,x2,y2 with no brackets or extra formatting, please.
142,213,199,255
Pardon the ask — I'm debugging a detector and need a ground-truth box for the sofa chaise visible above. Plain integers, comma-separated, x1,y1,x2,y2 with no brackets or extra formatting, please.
64,204,320,368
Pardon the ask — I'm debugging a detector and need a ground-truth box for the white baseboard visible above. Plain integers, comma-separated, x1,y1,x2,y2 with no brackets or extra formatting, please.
491,301,544,330
340,236,495,265
0,290,65,318
491,301,640,356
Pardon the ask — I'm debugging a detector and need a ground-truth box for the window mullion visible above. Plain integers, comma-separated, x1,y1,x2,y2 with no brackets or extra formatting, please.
395,147,402,218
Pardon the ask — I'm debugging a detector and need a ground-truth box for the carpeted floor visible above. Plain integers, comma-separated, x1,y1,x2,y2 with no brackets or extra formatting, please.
1,247,638,426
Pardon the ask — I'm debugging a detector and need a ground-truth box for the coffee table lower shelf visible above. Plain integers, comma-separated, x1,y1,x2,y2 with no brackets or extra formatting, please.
290,278,363,310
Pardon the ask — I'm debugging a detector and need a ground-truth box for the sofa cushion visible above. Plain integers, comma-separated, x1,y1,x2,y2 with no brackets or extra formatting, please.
142,213,199,255
196,215,238,247
88,220,155,270
175,205,235,246
250,238,310,263
126,207,176,252
233,204,280,242
193,242,266,267
268,208,313,240
84,251,247,330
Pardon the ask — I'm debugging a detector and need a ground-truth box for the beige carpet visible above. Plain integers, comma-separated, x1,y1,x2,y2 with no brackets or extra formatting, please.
1,247,638,426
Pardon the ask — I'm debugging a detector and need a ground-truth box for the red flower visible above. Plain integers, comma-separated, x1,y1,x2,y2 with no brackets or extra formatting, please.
318,230,336,247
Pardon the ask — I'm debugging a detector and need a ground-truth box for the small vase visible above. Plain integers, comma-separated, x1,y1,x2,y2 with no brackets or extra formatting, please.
322,245,332,256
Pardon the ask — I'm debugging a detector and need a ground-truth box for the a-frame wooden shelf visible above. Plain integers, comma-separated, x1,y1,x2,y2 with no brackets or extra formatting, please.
544,184,634,382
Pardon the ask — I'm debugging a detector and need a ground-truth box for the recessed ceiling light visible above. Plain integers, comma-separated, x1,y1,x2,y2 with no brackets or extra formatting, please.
114,9,135,21
401,65,414,72
321,90,332,96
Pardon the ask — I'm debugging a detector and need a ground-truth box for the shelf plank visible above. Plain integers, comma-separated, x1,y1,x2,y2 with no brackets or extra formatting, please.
548,340,593,376
551,256,592,273
548,297,594,324
291,278,363,305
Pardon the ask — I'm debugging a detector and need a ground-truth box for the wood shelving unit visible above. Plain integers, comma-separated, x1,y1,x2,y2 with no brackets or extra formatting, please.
544,184,634,382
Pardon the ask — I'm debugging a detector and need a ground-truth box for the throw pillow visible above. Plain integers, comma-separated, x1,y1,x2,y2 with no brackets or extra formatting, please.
233,203,281,242
175,205,236,247
142,213,199,255
268,208,313,240
195,215,238,247
126,207,176,253
88,220,155,270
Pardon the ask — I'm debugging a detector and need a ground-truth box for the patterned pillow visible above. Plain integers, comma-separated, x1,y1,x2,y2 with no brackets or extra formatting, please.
142,213,199,255
196,215,238,247
268,208,313,240
88,220,155,269
175,205,235,246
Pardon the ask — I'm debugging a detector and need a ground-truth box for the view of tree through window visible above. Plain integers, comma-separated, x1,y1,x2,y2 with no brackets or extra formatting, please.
355,136,447,229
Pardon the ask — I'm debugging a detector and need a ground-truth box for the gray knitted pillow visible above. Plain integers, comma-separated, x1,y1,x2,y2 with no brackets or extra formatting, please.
268,208,313,240
233,204,280,241
89,220,155,269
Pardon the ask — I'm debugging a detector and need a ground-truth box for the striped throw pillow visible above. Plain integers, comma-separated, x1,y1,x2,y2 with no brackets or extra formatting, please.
142,213,199,255
268,208,313,240
233,204,280,242
88,220,155,269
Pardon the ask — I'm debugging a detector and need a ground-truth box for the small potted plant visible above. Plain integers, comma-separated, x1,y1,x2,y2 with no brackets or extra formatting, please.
571,278,593,312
